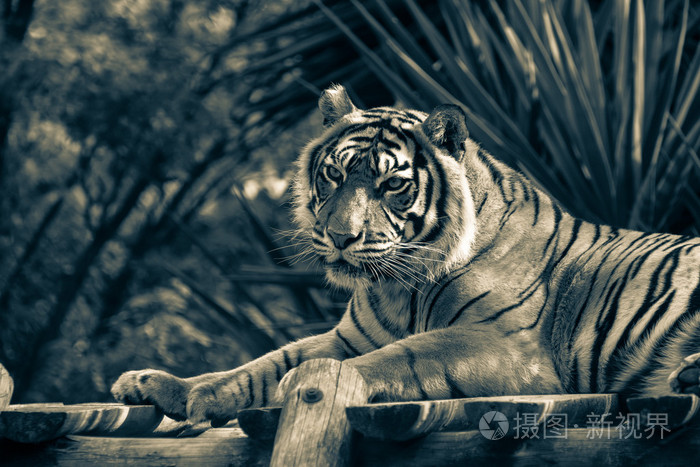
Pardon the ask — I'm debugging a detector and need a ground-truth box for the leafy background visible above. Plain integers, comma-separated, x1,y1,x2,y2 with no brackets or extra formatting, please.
0,0,697,404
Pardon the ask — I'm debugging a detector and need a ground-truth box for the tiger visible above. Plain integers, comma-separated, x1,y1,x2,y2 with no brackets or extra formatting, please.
112,85,700,426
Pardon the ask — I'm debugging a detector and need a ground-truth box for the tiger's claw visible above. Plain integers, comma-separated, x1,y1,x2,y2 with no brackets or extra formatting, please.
669,352,700,395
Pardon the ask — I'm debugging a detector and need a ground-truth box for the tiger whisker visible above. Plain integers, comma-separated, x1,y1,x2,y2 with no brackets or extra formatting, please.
388,251,441,276
270,240,312,254
375,259,417,292
282,245,319,265
397,242,448,257
364,260,383,286
272,228,309,244
394,251,447,277
392,250,447,265
379,256,429,287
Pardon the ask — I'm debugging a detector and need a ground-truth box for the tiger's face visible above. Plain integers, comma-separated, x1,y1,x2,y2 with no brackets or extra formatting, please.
312,125,425,287
293,86,476,290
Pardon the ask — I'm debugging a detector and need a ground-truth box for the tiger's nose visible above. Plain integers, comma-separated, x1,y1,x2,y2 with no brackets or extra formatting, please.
327,229,363,249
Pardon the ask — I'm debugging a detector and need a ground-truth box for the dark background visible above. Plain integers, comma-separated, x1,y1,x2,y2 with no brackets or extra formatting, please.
0,0,698,404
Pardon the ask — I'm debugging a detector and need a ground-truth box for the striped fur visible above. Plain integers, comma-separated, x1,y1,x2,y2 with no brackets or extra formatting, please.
112,86,700,424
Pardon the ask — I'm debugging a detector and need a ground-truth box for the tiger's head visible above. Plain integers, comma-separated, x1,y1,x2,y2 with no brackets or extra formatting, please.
293,85,476,290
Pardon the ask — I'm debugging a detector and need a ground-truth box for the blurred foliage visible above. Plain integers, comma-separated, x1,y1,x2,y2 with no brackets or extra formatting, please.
230,0,699,233
0,0,342,404
0,0,697,405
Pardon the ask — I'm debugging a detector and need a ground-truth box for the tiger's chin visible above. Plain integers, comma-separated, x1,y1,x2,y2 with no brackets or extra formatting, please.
323,259,371,290
323,258,389,290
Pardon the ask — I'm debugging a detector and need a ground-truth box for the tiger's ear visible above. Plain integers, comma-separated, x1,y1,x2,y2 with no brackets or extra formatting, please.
319,85,357,127
421,104,469,162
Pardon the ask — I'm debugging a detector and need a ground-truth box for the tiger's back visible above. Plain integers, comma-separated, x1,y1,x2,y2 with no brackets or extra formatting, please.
413,141,700,397
555,229,700,395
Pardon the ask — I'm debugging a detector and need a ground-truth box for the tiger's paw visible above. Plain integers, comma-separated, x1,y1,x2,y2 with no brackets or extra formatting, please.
186,377,247,427
111,369,191,421
669,353,700,396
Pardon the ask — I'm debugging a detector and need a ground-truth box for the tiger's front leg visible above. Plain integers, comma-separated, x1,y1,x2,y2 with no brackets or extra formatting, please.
111,330,347,424
344,327,564,402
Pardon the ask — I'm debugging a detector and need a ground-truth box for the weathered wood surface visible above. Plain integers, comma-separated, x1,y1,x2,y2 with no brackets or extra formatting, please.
240,393,618,442
0,364,12,411
0,403,163,443
1,427,271,467
357,420,700,466
346,393,618,440
2,419,700,466
269,358,369,467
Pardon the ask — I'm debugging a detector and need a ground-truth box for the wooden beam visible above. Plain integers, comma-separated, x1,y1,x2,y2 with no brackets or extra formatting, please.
239,393,700,444
0,403,163,443
346,394,618,440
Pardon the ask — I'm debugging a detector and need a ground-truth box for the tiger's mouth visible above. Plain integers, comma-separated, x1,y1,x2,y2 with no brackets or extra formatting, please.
325,258,367,276
323,258,390,282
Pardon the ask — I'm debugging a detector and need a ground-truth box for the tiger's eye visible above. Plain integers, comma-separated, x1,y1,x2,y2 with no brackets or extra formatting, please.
327,166,343,182
385,177,406,190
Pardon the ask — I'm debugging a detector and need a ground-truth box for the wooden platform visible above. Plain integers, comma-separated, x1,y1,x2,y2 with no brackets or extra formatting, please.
2,361,700,465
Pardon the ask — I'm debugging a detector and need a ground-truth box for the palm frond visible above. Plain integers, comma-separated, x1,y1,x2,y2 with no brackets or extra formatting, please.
225,0,699,233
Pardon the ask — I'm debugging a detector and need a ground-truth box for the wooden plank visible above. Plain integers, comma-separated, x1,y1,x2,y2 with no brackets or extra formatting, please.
0,364,12,411
0,403,163,443
1,427,271,467
347,394,618,440
270,358,369,467
3,421,700,466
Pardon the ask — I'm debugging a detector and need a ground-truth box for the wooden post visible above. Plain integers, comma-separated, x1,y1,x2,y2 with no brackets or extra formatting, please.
270,358,368,467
